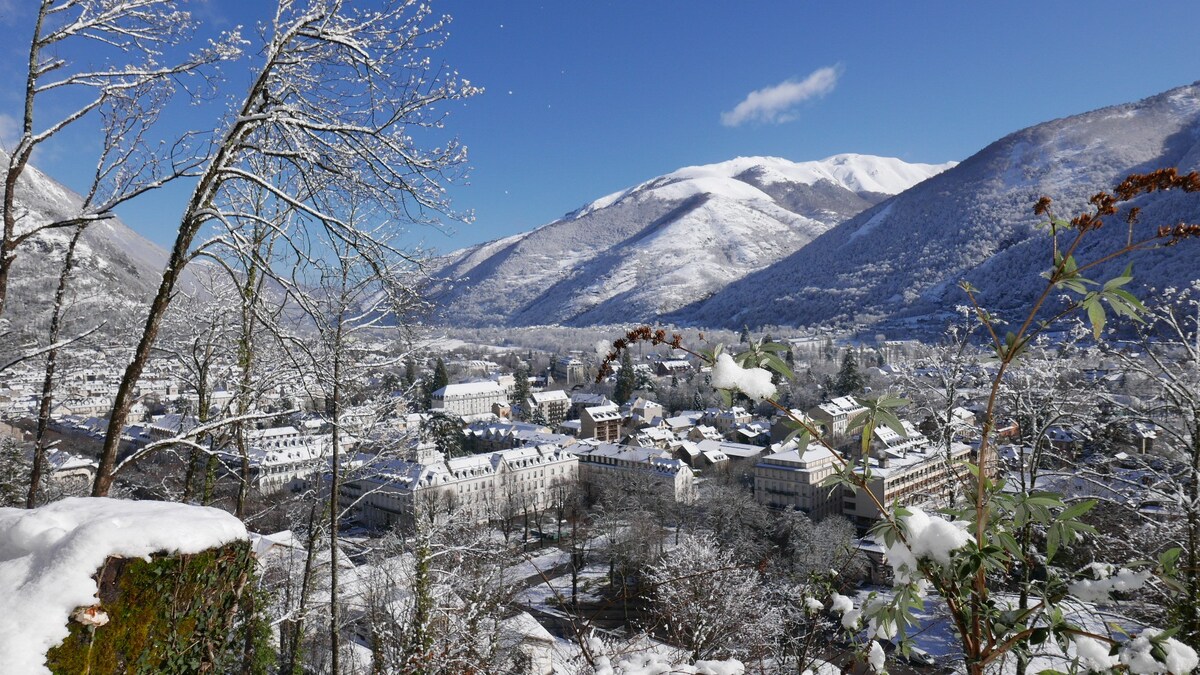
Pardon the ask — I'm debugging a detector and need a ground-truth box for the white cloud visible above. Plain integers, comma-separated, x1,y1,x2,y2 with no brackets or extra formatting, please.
720,65,842,127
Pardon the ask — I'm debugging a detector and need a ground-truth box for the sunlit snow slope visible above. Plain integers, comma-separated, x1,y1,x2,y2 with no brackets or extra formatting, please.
678,82,1200,331
428,154,954,327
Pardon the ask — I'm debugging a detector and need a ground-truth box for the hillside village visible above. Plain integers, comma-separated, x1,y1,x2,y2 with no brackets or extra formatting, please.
2,3,1200,674
1,325,1185,671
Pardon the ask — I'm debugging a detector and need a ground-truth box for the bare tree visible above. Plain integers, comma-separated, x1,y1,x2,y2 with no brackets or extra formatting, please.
1102,284,1200,646
2,0,230,319
898,321,981,508
94,0,477,497
645,532,781,662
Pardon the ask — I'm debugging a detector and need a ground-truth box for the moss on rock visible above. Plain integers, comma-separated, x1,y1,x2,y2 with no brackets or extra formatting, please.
45,540,255,675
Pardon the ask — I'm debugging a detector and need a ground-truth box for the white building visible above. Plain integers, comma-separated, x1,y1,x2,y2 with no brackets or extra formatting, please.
526,390,570,426
342,443,578,530
809,396,868,437
571,441,695,503
432,381,509,420
216,425,335,493
753,420,971,526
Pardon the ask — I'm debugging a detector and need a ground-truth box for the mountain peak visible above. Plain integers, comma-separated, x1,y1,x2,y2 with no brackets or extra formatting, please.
429,153,954,327
569,154,955,220
675,81,1200,331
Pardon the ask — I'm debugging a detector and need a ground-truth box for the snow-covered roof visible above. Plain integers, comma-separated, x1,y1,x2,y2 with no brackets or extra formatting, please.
697,438,764,459
583,404,621,422
530,389,569,404
434,381,505,397
816,396,866,416
757,443,836,469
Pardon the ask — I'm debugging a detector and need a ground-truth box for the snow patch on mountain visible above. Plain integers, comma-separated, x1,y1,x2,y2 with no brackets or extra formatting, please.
676,81,1200,331
429,154,954,327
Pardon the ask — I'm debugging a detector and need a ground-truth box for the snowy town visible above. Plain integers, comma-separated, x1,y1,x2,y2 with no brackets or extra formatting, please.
2,2,1200,675
1,324,1192,673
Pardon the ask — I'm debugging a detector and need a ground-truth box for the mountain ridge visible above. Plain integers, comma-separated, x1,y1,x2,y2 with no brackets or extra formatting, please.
427,154,955,327
669,81,1200,331
0,152,174,332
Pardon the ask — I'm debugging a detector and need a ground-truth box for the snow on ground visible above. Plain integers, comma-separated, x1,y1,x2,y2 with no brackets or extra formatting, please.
0,497,248,675
516,561,610,610
507,547,572,585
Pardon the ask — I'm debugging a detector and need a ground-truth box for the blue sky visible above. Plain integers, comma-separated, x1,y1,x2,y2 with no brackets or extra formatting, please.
3,1,1200,254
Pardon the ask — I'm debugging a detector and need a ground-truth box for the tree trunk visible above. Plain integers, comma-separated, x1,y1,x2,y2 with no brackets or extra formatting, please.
94,217,204,496
328,321,344,675
26,224,85,507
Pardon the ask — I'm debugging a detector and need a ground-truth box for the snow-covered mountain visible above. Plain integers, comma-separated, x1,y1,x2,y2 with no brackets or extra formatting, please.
676,82,1200,332
428,154,955,326
2,155,170,322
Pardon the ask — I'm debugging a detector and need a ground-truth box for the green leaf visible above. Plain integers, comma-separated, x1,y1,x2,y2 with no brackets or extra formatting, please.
1086,299,1106,339
1059,499,1097,522
997,531,1022,558
763,352,795,380
875,407,908,439
1160,548,1183,571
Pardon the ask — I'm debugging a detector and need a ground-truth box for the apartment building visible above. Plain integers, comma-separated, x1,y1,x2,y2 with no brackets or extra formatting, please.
753,420,971,528
571,441,695,503
527,389,571,426
808,396,868,437
580,404,622,442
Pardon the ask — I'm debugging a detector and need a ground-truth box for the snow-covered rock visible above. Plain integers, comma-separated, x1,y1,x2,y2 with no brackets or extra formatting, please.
0,497,247,675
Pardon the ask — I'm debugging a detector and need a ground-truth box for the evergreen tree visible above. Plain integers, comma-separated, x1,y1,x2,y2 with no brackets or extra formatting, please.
833,352,865,397
419,378,432,411
513,365,531,404
528,406,549,428
0,439,30,507
421,412,466,457
404,357,417,387
691,391,705,411
432,358,449,393
512,365,532,419
739,325,751,344
614,350,636,405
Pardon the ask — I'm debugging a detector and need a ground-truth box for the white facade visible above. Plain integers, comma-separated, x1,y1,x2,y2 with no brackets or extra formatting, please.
810,396,868,436
753,443,841,519
217,425,334,493
432,381,509,419
571,441,695,503
343,444,578,530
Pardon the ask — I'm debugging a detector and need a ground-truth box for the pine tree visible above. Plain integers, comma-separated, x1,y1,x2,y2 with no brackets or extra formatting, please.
833,352,865,397
405,357,417,388
432,358,449,393
614,350,636,405
528,406,549,428
0,439,30,507
739,325,751,344
513,365,532,419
